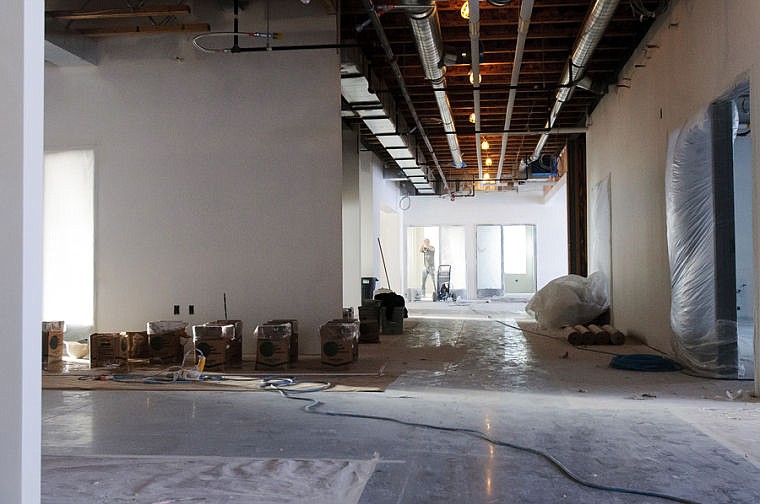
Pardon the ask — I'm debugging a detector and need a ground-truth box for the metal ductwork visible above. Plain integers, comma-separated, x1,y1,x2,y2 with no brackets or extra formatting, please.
532,0,621,159
496,0,534,181
404,0,465,169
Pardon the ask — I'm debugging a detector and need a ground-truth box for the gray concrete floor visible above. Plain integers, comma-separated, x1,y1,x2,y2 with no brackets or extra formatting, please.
43,302,760,503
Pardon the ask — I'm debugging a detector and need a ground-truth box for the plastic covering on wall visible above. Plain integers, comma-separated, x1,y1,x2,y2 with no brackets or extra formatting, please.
589,174,612,297
666,106,738,377
526,272,609,328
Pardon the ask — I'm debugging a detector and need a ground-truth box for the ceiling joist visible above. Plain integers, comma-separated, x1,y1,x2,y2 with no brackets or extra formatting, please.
47,5,192,21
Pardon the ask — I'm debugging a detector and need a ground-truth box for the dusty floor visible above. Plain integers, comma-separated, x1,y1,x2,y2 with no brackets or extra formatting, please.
42,301,760,503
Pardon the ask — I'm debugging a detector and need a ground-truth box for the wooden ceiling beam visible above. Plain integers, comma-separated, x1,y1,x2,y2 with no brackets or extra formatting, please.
47,5,191,21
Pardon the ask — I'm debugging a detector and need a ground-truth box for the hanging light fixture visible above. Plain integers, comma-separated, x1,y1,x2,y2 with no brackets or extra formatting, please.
468,70,482,85
469,112,476,124
481,137,490,150
485,157,493,167
460,1,470,19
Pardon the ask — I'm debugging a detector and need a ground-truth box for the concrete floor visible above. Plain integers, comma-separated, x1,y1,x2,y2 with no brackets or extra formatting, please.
43,302,760,503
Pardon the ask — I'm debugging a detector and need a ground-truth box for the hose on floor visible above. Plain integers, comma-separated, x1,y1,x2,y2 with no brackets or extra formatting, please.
268,382,702,504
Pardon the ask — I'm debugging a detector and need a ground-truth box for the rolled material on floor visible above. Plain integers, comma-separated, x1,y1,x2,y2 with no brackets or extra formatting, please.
562,326,582,346
602,324,626,345
588,324,610,345
573,325,594,345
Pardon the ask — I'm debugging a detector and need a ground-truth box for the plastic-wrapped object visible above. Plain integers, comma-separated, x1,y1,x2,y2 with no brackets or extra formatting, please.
526,272,609,329
666,105,738,377
254,323,291,368
320,320,359,366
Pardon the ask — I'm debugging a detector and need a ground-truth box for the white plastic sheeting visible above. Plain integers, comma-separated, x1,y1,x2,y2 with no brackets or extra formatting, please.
665,107,737,377
42,455,378,504
589,175,612,290
526,272,609,328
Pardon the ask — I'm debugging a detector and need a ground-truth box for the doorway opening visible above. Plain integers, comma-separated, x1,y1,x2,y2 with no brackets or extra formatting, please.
43,149,95,340
477,224,537,299
406,226,466,301
666,81,753,378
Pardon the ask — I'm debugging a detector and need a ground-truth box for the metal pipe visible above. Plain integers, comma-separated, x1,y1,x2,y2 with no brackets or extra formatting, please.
496,0,534,180
405,0,465,169
360,0,449,192
468,0,482,179
532,0,620,160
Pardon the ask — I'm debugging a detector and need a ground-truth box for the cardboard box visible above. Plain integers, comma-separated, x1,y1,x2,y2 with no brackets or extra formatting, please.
192,324,232,368
320,320,359,366
147,332,184,364
42,321,65,368
123,331,149,359
267,319,298,363
147,321,187,364
89,333,129,368
195,321,243,367
193,338,231,369
255,323,291,368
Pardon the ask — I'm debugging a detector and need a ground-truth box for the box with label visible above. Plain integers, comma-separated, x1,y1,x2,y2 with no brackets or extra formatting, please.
198,321,243,367
147,321,187,364
42,321,65,368
320,320,359,366
193,337,231,369
255,323,291,368
89,333,129,368
267,319,298,363
192,324,234,368
123,331,149,359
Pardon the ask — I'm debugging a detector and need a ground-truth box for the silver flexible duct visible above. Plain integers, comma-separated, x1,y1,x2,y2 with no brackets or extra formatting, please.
532,0,621,160
406,1,465,168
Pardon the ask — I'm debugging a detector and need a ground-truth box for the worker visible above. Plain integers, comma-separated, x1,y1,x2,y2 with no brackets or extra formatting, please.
419,239,436,299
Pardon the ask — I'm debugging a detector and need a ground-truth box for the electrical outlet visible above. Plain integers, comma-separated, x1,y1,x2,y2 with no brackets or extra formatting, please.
188,304,195,315
173,305,180,315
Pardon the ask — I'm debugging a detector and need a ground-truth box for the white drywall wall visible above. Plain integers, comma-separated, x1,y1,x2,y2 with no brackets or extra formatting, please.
586,0,760,354
356,149,403,296
1,2,43,502
404,184,568,298
342,127,362,308
45,11,341,354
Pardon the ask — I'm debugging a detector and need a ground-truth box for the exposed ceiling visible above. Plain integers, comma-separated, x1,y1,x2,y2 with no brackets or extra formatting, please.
339,0,668,192
44,0,668,194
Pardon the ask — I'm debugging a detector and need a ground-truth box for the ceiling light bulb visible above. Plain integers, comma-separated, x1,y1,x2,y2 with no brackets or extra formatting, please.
469,112,476,124
485,158,493,167
460,2,470,19
481,138,490,150
484,171,491,178
468,70,482,85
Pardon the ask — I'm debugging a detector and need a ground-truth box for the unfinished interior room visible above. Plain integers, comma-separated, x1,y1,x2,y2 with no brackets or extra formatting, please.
4,0,760,502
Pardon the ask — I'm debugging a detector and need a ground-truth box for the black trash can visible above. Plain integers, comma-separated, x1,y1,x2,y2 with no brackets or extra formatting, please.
361,277,378,302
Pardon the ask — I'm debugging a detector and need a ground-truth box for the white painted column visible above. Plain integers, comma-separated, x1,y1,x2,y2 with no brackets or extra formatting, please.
342,128,362,308
752,66,760,397
359,151,378,279
0,1,44,502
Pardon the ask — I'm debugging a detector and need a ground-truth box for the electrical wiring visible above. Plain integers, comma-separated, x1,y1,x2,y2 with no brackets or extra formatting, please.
265,382,701,504
192,31,282,53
